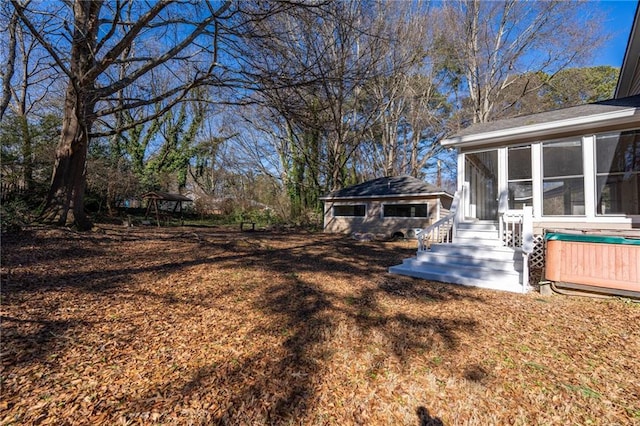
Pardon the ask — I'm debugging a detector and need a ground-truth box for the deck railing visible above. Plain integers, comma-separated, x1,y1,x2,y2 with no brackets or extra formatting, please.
417,191,533,255
417,190,460,251
416,188,534,290
499,205,534,289
498,206,534,254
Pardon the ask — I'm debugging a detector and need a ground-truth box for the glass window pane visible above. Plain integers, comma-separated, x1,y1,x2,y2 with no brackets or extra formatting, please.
334,205,365,216
508,182,532,209
596,130,640,174
596,174,640,215
543,140,583,177
384,204,429,218
508,146,532,180
543,177,585,216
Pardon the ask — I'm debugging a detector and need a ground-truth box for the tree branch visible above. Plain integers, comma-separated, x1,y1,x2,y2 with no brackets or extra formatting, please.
10,0,73,80
90,85,195,138
0,10,18,121
94,0,125,53
92,0,232,97
87,0,171,81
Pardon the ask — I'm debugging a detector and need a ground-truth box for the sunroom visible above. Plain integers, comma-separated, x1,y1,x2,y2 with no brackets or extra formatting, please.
445,105,640,235
390,96,640,295
391,7,640,294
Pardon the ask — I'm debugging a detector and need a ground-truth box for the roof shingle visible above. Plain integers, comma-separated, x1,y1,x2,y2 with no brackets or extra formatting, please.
323,176,449,199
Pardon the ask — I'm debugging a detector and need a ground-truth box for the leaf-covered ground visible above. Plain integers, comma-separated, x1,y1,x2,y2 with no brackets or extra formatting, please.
1,226,639,425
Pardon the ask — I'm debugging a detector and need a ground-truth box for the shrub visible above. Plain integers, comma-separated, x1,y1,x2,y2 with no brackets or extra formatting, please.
0,198,33,232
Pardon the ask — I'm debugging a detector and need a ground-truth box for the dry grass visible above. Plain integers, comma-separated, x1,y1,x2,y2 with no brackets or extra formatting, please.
1,225,639,425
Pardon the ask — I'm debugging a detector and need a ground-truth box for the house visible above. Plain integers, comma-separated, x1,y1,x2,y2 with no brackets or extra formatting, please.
321,175,454,239
390,5,640,295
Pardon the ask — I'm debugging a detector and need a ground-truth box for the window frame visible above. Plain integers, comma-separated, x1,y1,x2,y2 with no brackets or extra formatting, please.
594,129,640,216
382,203,430,218
507,145,533,209
333,204,366,217
541,138,586,217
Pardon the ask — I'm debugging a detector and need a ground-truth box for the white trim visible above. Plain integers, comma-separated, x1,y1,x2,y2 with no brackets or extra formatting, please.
582,135,596,220
531,143,543,219
442,109,640,148
498,147,508,212
460,135,640,224
459,152,467,219
379,200,434,205
539,137,586,218
534,216,636,224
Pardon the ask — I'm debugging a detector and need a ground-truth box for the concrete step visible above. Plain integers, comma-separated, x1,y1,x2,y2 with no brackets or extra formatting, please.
415,251,523,272
455,228,500,240
452,236,504,247
457,221,499,231
389,261,525,293
394,257,521,280
427,244,523,261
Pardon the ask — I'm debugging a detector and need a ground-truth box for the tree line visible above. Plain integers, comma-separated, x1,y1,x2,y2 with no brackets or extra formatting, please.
0,0,617,230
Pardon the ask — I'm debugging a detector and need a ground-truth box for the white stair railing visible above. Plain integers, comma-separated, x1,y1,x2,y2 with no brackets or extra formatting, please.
499,206,533,253
499,205,534,291
417,190,460,251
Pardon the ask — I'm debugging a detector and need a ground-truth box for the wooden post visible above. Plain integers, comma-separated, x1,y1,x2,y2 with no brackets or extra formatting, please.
154,199,161,227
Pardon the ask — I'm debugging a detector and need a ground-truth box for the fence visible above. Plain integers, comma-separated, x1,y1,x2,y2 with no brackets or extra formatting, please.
1,183,27,201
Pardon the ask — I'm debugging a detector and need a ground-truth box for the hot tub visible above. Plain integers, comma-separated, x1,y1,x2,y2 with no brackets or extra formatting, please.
545,232,640,297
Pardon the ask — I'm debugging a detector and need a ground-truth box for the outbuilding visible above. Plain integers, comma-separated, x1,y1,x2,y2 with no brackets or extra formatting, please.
321,175,453,239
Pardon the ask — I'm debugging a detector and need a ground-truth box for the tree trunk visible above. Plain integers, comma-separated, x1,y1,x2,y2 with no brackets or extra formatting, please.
42,83,94,230
39,0,101,231
18,115,33,190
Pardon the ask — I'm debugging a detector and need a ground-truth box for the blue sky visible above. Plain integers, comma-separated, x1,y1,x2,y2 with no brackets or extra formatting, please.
593,0,638,66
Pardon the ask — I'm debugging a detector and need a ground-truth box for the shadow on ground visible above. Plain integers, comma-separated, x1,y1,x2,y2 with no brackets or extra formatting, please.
1,226,485,423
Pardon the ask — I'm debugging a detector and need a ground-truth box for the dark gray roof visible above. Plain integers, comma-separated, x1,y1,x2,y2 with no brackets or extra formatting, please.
451,94,640,139
323,176,450,199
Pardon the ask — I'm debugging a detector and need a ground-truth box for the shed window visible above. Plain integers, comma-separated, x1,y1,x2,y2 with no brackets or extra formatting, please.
542,140,585,215
333,205,365,217
595,129,640,215
384,204,429,218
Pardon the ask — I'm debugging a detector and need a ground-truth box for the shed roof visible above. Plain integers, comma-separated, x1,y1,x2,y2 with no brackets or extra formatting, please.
321,176,451,200
141,191,192,202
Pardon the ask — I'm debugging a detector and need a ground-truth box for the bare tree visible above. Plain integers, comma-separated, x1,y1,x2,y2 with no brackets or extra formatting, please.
0,7,18,122
1,3,60,191
436,0,607,124
358,1,454,179
238,0,397,218
10,0,232,229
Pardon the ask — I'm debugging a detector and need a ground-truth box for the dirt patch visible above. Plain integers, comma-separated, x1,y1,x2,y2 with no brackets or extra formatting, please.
1,225,639,425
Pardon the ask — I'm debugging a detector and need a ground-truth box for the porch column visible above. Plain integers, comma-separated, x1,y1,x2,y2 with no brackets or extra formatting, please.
531,143,542,219
498,147,509,213
583,135,596,219
457,151,466,221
